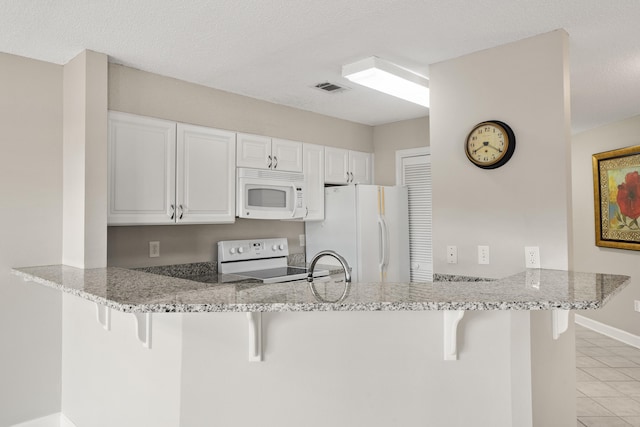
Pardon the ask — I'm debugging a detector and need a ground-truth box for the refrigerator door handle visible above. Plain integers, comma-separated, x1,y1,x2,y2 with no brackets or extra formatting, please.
377,216,386,275
378,215,390,278
381,215,391,271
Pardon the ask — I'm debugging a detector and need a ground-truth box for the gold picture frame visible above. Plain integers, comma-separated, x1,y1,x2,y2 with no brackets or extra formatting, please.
593,145,640,250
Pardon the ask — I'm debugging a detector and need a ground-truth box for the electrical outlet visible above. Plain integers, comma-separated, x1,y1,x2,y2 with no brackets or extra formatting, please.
446,245,458,264
299,234,305,247
149,241,160,258
634,300,640,312
478,245,490,264
525,246,540,268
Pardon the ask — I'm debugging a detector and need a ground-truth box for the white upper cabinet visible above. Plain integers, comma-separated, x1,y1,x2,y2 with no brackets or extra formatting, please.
237,133,303,172
108,111,236,225
324,147,350,184
176,124,236,224
236,133,272,170
324,147,373,185
302,143,325,221
108,112,177,225
272,138,303,172
349,150,373,185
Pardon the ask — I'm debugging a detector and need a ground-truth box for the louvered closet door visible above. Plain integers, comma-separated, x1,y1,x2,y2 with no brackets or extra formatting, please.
401,154,432,282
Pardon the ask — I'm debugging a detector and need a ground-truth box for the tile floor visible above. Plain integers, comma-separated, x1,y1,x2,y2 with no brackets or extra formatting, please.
576,324,640,426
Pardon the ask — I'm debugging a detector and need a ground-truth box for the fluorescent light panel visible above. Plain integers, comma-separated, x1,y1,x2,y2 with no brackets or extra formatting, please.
342,56,429,107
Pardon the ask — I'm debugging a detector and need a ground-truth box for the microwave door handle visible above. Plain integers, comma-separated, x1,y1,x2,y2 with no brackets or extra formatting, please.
290,184,298,218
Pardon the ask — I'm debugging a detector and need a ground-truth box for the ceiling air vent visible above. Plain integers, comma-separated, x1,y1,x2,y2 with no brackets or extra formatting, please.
313,82,349,93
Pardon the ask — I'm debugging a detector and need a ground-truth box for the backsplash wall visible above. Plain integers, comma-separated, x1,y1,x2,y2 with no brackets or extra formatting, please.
107,219,304,268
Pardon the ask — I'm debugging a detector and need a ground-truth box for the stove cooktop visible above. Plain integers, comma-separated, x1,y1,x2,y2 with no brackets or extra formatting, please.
240,266,329,284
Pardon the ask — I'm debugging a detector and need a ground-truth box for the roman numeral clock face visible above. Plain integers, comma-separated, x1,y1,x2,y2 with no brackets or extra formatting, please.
465,120,516,169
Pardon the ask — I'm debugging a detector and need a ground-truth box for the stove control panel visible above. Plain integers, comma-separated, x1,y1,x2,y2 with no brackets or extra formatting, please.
218,238,289,262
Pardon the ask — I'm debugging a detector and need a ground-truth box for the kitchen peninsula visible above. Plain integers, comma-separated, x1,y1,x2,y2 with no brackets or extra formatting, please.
12,265,630,426
12,265,629,313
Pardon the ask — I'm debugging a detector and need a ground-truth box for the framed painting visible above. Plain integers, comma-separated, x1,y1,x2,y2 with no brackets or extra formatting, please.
593,145,640,250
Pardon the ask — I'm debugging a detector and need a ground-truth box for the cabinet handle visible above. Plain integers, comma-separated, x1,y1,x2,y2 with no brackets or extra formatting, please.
350,172,354,183
267,155,272,168
346,173,350,183
273,156,278,169
170,204,175,220
179,204,184,220
305,206,309,218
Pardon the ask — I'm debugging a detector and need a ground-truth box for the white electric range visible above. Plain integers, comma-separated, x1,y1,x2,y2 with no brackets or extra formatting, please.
217,238,328,284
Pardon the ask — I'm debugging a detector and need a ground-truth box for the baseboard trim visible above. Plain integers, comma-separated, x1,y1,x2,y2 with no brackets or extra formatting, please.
575,314,640,349
59,414,76,427
10,413,77,427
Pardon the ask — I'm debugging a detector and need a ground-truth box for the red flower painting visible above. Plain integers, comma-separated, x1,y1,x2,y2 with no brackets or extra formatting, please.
594,145,640,250
617,171,640,220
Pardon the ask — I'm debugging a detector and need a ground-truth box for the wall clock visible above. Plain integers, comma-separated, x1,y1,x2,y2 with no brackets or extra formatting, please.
465,120,516,169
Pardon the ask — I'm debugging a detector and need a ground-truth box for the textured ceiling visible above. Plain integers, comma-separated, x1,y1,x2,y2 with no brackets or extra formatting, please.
2,0,640,132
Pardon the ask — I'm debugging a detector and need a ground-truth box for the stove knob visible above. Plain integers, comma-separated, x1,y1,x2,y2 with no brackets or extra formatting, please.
238,247,245,254
272,245,278,251
278,244,285,250
229,248,236,254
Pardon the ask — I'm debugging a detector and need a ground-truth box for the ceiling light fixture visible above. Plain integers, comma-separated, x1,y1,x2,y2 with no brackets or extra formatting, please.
342,56,429,107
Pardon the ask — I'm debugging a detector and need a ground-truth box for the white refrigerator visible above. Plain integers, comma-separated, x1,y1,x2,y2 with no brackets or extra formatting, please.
305,185,410,283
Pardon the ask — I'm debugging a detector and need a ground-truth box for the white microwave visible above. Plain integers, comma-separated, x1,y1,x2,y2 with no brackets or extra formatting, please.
236,168,305,219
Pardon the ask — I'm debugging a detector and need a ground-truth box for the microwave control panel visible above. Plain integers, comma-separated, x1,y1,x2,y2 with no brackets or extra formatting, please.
296,188,303,208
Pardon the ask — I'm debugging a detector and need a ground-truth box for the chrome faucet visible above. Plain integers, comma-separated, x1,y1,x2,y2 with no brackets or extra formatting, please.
307,250,351,284
307,250,352,304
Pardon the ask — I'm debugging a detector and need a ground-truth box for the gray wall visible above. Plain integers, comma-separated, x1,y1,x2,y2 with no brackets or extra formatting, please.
107,64,374,267
431,30,572,278
430,30,575,425
572,115,640,335
373,116,429,185
0,53,63,425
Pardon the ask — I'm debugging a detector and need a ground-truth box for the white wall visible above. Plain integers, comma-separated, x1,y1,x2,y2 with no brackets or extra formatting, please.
107,64,374,267
430,30,575,425
0,53,63,425
431,30,572,278
62,50,108,269
60,306,536,427
61,295,183,427
177,311,519,427
572,115,640,335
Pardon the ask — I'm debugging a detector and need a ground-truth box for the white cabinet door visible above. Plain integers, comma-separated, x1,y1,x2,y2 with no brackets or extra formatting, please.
324,147,372,185
324,147,349,184
108,112,176,225
236,133,271,169
349,150,373,184
272,138,303,172
176,124,236,224
302,143,324,221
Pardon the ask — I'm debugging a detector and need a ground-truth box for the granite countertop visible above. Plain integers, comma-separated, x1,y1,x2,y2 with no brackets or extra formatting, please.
12,264,630,313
